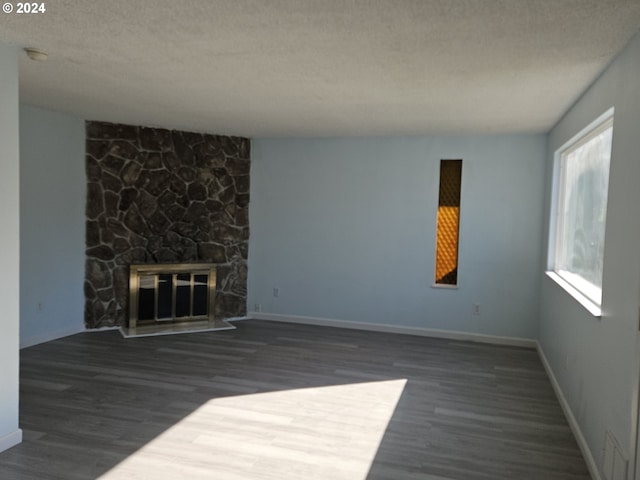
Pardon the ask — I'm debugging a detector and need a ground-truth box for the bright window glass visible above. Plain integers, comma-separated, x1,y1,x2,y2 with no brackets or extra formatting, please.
553,115,613,306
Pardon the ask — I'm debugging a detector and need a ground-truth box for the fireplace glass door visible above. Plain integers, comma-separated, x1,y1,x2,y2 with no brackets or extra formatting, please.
129,264,216,328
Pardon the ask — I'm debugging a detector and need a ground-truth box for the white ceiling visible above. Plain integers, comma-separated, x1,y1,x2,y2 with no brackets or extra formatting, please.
2,0,640,137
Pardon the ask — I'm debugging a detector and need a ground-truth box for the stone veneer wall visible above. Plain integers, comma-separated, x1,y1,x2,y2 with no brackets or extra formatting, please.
84,121,250,328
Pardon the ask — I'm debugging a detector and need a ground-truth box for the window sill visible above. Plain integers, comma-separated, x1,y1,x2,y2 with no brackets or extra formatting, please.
431,284,458,290
545,271,602,318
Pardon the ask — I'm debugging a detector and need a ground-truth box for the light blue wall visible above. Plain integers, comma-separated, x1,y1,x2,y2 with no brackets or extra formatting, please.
0,42,22,452
539,31,640,477
19,105,86,348
249,135,546,339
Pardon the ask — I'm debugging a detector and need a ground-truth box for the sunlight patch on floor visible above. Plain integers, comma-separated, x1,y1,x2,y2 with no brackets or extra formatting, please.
99,379,407,480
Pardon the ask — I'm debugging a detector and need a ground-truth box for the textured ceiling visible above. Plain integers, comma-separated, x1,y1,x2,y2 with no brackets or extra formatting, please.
1,0,640,137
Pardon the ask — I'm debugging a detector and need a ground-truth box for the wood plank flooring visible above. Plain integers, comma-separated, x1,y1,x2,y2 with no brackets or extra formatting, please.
0,320,590,479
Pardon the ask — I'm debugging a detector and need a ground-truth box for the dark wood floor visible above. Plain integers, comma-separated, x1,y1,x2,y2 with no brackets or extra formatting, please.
0,320,590,479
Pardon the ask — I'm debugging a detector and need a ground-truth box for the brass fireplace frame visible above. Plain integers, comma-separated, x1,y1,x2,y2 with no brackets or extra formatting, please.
128,263,217,331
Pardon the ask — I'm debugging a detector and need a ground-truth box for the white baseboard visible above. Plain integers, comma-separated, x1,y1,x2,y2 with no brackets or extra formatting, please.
247,312,536,348
0,429,22,453
536,343,601,480
20,325,86,349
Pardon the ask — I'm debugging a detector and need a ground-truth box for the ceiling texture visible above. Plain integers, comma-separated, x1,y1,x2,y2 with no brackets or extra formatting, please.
1,0,640,137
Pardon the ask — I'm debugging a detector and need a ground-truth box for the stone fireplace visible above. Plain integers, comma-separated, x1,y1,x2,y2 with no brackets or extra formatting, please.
84,121,249,329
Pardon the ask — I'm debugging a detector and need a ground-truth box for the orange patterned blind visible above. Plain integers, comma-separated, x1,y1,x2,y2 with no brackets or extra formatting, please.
435,160,462,285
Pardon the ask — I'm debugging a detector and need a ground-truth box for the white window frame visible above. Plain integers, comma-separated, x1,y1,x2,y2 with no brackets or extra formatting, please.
547,108,614,317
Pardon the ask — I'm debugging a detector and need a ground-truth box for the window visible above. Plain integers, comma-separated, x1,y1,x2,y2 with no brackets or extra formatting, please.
435,159,462,286
550,111,613,309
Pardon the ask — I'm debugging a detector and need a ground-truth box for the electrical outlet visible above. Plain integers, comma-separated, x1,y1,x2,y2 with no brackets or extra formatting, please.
273,287,280,298
254,303,261,312
472,303,480,315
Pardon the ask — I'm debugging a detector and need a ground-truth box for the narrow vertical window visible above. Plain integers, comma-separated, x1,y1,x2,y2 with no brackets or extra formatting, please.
435,159,462,286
